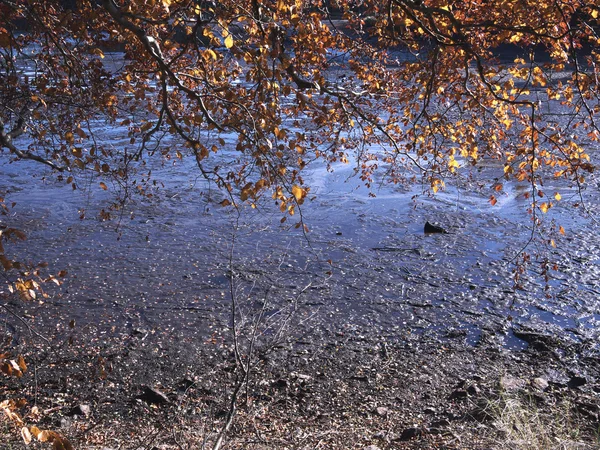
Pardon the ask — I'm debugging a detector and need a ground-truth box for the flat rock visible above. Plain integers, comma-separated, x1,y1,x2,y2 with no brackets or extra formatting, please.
500,375,527,391
532,377,549,391
398,427,422,441
375,406,389,417
568,376,587,389
424,221,448,234
69,404,91,417
138,386,170,405
448,389,468,400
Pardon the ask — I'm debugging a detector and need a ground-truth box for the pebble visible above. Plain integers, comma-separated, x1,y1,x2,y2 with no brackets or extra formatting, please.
499,375,527,391
138,386,170,405
532,377,549,391
399,427,422,441
69,404,91,417
375,406,389,417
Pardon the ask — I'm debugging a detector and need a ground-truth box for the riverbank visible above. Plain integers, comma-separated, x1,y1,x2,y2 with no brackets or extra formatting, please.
2,317,599,449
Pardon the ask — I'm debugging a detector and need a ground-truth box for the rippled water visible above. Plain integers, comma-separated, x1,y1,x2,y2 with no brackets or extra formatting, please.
2,54,600,352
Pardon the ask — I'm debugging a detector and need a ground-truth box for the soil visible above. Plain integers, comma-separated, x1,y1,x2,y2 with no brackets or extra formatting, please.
2,301,600,449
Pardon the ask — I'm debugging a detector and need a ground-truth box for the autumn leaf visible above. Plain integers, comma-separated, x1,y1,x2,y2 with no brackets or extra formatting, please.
224,34,234,49
291,185,304,201
17,355,26,373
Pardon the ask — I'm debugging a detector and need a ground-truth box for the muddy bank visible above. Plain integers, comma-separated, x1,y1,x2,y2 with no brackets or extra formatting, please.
1,318,599,449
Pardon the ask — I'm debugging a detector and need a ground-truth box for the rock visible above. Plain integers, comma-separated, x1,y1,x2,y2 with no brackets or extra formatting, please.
362,446,382,450
69,404,91,417
274,378,288,388
467,385,481,396
177,377,196,391
290,372,311,382
448,389,468,400
499,375,527,391
60,417,71,429
532,377,549,391
398,427,422,441
424,221,448,234
375,406,389,417
512,329,558,352
568,376,587,389
431,419,451,428
372,430,387,440
138,386,170,405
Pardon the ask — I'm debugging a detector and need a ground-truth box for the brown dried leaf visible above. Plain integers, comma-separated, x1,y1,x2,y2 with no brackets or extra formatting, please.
17,355,27,373
1,361,13,376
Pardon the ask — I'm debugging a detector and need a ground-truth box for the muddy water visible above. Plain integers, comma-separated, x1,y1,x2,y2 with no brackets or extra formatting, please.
2,144,600,355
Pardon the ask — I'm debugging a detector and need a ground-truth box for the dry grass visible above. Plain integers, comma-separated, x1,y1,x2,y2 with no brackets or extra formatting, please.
482,393,599,450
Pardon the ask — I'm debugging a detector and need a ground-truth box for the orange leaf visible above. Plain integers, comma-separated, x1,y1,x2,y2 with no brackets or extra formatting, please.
17,355,26,373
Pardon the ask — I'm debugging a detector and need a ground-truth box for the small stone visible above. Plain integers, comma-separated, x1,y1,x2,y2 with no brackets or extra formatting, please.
431,419,451,428
372,430,386,440
500,375,526,391
448,389,468,400
362,446,382,450
532,377,549,391
467,385,481,396
69,404,91,417
291,372,311,382
399,427,422,441
138,386,170,405
375,406,389,417
568,376,587,389
274,379,288,388
424,221,448,234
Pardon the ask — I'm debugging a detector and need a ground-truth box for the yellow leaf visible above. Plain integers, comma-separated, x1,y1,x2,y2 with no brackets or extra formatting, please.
224,34,234,49
559,225,565,235
554,192,561,201
291,185,303,201
539,202,549,213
